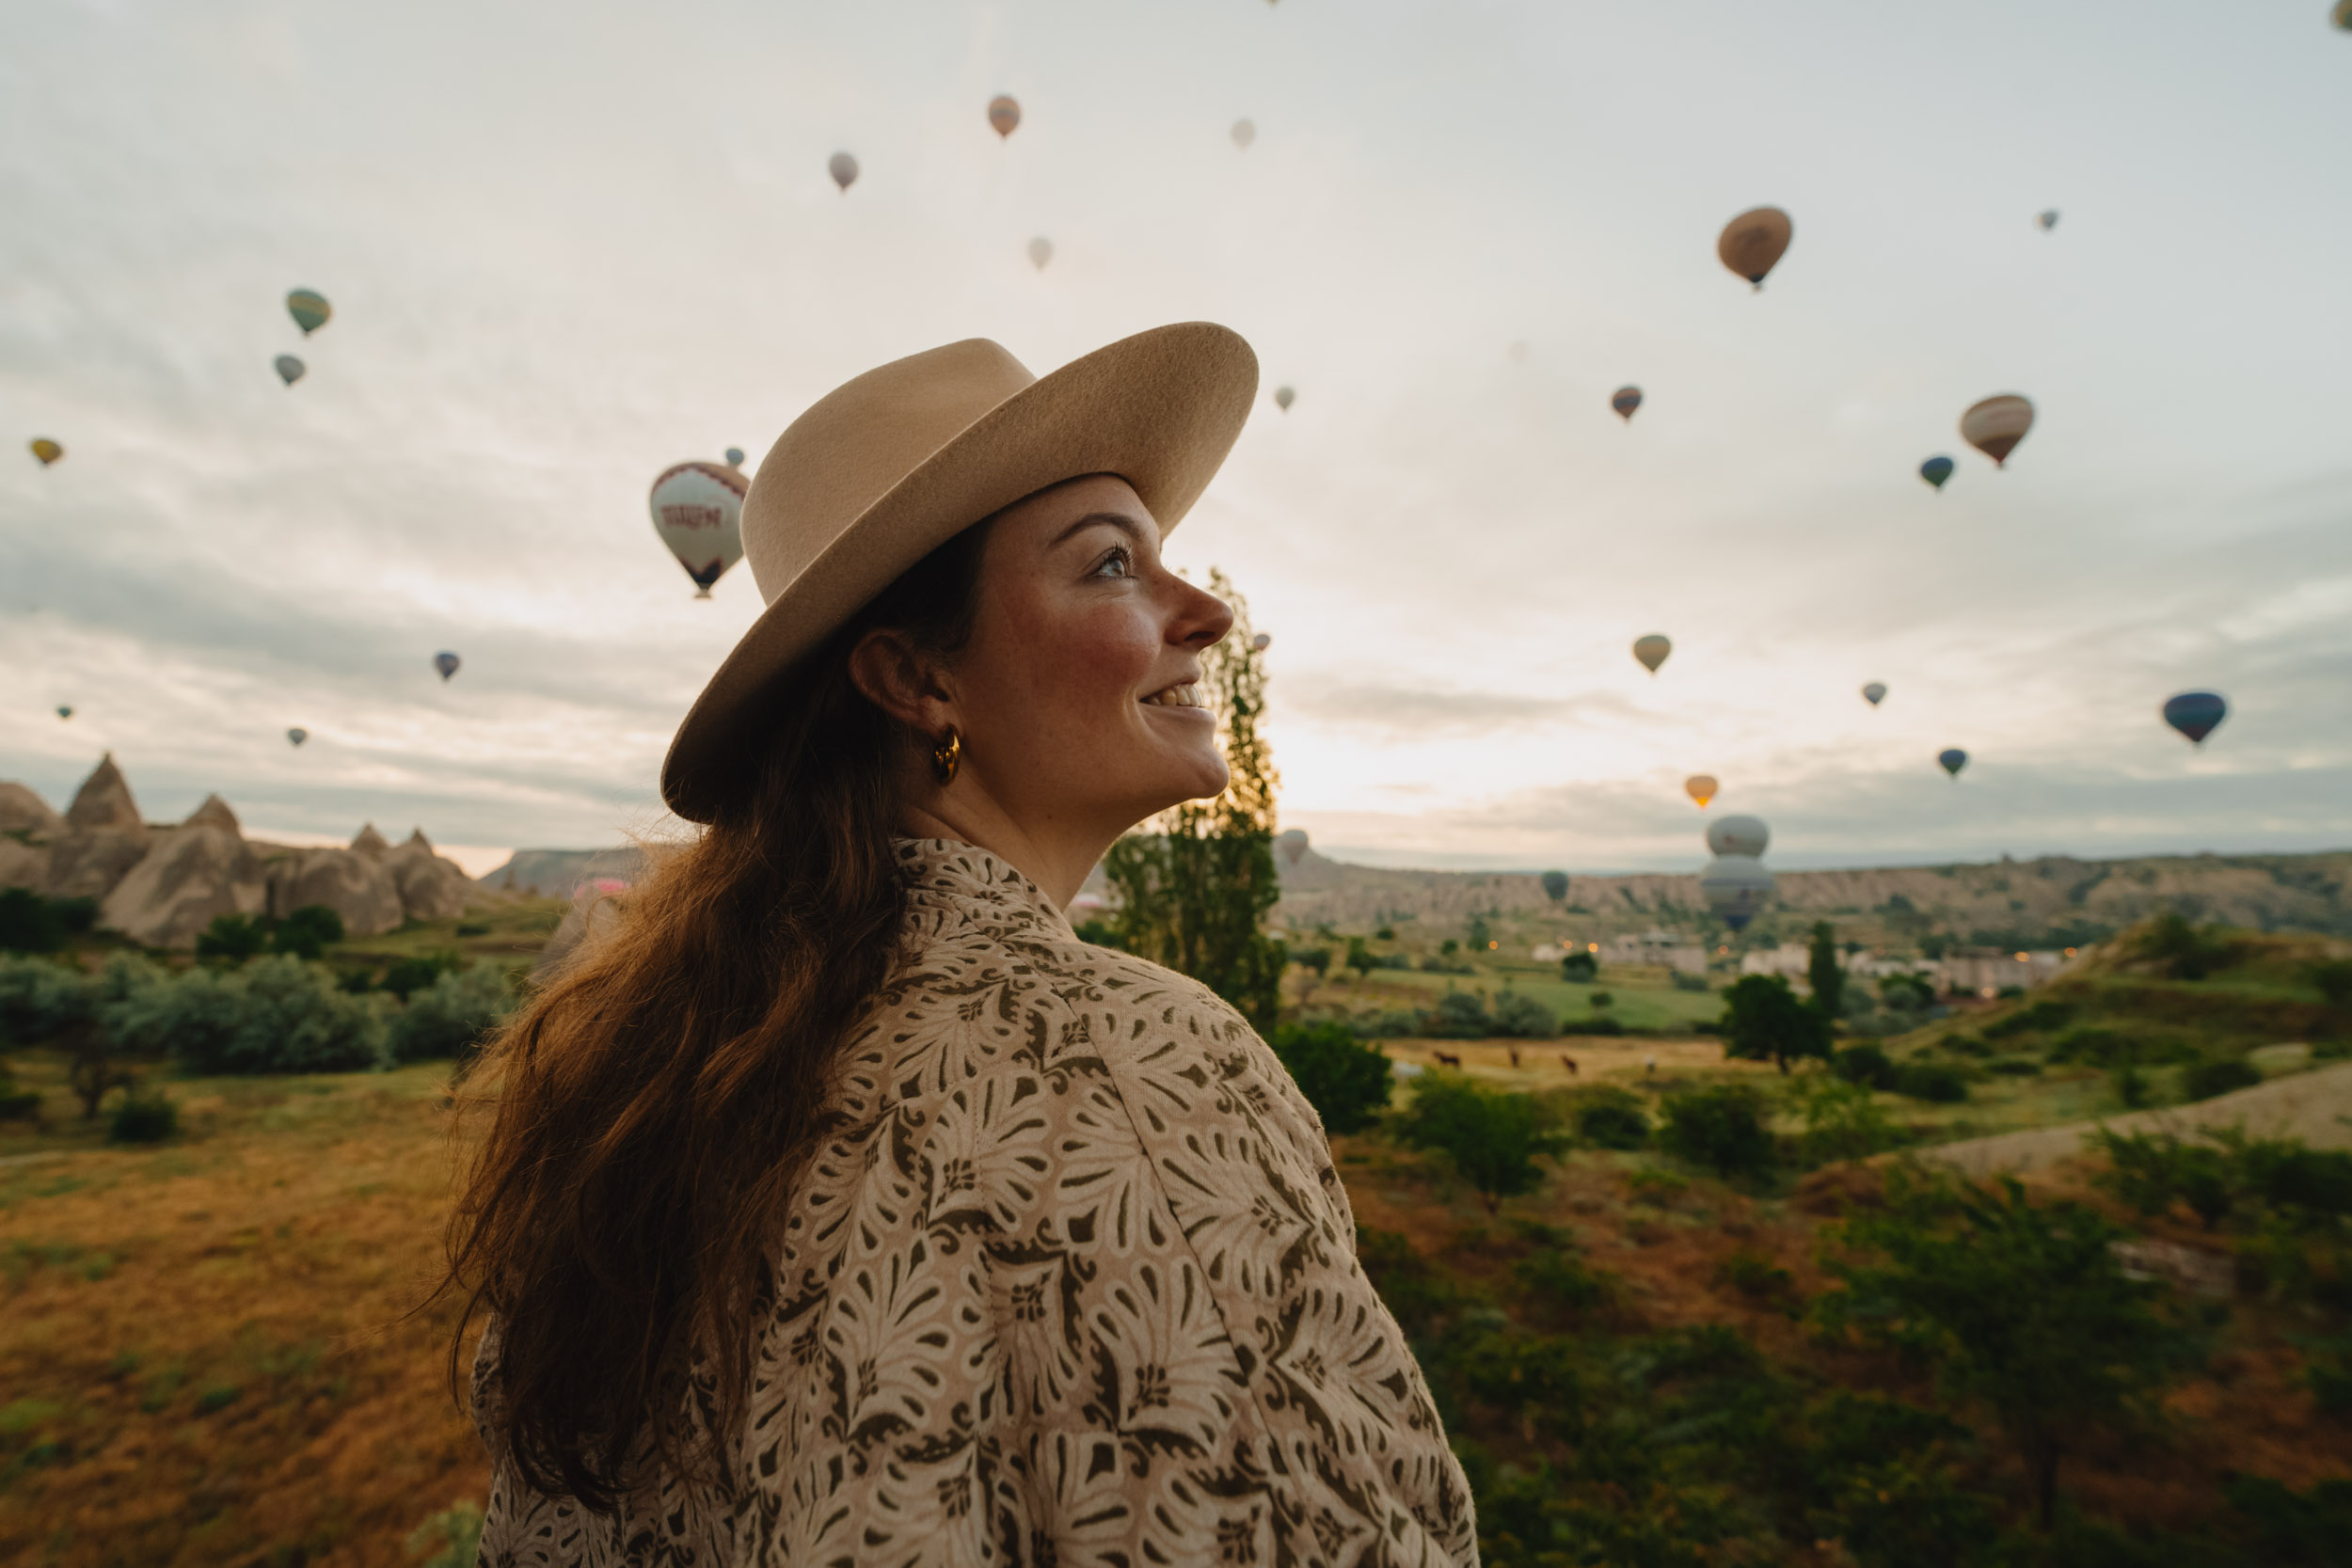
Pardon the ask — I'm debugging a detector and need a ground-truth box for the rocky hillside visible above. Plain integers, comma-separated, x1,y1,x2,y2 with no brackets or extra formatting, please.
1270,845,2352,947
0,754,486,949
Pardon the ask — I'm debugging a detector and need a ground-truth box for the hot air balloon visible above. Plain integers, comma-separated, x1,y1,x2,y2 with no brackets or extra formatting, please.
1700,855,1774,931
1027,236,1054,271
286,289,331,335
1920,455,1954,490
1272,386,1295,412
2338,0,2352,29
1961,395,2034,467
1612,386,1643,421
1684,774,1718,809
287,727,309,748
1717,206,1792,289
274,355,306,387
650,460,748,597
1632,634,1671,674
434,651,462,682
56,705,72,721
1707,815,1769,859
1862,682,1887,706
988,95,1021,138
29,438,62,466
1937,748,1968,779
1277,828,1308,866
1231,119,1256,150
828,151,859,192
2161,691,2228,746
2035,210,2059,231
723,447,745,467
1250,632,1271,652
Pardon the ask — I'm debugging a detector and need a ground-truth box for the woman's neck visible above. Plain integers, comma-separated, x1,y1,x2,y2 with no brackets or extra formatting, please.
895,800,1107,913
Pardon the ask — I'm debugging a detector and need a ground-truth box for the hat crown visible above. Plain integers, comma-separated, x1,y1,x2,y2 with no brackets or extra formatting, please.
743,339,1036,602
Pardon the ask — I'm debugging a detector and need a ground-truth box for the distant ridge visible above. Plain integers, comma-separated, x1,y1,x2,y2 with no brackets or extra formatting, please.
474,847,645,897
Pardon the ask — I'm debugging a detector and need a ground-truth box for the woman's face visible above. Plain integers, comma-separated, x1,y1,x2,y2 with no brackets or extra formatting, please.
950,474,1234,833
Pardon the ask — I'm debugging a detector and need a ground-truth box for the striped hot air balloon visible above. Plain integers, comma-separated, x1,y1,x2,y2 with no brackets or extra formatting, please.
1612,386,1643,421
286,289,332,335
1961,395,2034,467
988,95,1021,138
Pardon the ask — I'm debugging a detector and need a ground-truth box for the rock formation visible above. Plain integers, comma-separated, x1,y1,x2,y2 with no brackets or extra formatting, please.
0,755,490,949
101,796,267,949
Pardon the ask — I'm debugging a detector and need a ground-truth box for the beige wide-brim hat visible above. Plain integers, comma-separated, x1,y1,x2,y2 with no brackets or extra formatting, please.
660,322,1258,823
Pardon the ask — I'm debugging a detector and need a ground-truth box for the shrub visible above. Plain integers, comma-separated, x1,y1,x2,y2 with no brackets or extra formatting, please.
0,887,66,954
2132,910,2235,980
1344,938,1377,974
380,952,462,1001
389,965,517,1064
2182,1054,2262,1102
454,921,491,938
1832,1043,1896,1089
1792,1075,1903,1165
269,904,346,960
1288,944,1330,975
1269,1021,1393,1134
1571,1087,1649,1150
195,913,270,961
108,1086,178,1144
1587,990,1613,1010
1393,1074,1569,1212
1559,951,1596,983
1892,1061,1969,1103
0,954,101,1046
1721,974,1832,1075
1657,1083,1774,1180
1425,989,1491,1038
1670,970,1711,992
1487,989,1558,1039
1558,1016,1626,1037
2309,958,2352,1008
108,956,388,1074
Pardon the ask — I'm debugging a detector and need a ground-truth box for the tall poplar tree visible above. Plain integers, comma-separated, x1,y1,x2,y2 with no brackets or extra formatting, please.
1104,568,1286,1028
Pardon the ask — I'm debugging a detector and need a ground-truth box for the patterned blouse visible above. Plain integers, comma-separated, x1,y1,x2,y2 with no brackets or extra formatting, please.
475,837,1475,1567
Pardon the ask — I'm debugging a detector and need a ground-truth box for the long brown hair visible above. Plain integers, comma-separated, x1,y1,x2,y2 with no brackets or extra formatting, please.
443,521,991,1510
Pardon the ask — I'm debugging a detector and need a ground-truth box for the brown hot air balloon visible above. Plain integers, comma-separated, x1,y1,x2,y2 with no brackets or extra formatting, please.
988,95,1021,138
1684,774,1719,809
1717,207,1792,290
1632,634,1671,674
29,437,63,466
1960,395,2035,467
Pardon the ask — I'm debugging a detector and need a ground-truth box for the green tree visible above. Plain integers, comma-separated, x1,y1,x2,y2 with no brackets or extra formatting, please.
1559,950,1597,982
0,888,66,954
1807,920,1844,1021
1466,915,1492,953
1721,974,1832,1075
196,913,270,962
1539,870,1568,903
1657,1083,1776,1180
1394,1074,1569,1213
1269,1021,1392,1133
269,904,346,960
1820,1175,2201,1531
1104,570,1285,1029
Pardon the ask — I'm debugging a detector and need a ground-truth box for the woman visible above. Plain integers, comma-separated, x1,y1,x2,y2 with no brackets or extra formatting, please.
451,325,1475,1567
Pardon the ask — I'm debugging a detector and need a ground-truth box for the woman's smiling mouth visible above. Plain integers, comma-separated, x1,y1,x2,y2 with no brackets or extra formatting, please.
1140,680,1206,709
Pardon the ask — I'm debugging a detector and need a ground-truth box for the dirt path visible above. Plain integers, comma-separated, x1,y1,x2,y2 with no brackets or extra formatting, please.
1917,1060,2352,1178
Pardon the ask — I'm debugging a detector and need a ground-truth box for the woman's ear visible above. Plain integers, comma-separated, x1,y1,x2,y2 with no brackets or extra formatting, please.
848,627,953,732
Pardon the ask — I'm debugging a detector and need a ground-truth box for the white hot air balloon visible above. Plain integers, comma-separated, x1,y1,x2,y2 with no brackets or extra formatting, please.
1705,815,1769,860
649,460,748,597
1277,828,1308,867
1231,118,1256,150
1700,855,1774,931
1027,236,1054,270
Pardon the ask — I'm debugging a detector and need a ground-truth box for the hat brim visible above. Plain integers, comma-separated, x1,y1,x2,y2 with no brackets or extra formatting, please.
661,322,1259,822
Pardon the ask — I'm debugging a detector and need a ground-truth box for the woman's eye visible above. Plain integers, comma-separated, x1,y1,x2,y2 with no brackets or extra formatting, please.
1092,546,1135,578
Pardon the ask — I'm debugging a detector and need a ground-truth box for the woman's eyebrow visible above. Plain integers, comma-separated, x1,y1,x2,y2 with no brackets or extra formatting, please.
1049,511,1151,550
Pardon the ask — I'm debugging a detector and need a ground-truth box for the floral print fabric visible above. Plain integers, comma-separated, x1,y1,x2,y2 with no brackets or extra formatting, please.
475,838,1475,1567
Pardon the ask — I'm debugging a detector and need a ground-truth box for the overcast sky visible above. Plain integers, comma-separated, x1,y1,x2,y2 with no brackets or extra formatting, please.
5,0,2349,876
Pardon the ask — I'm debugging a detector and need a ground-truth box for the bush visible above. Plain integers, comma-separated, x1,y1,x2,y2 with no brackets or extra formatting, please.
1587,990,1613,1009
1669,970,1711,992
2309,958,2352,1008
1487,989,1558,1039
1891,1061,1969,1103
1572,1087,1649,1150
1394,1074,1569,1212
1792,1075,1904,1166
1287,944,1329,974
1983,999,2073,1041
0,887,66,954
1559,951,1596,983
1558,1015,1626,1037
195,913,271,961
2182,1054,2262,1102
1269,1021,1393,1134
1832,1042,1897,1089
269,904,346,961
1657,1083,1774,1180
0,953,102,1045
2132,910,2235,980
389,965,517,1064
1425,989,1491,1038
108,956,388,1074
108,1086,178,1143
379,952,461,1001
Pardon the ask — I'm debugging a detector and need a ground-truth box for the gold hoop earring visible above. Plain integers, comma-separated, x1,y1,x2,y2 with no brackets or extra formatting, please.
930,727,961,787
